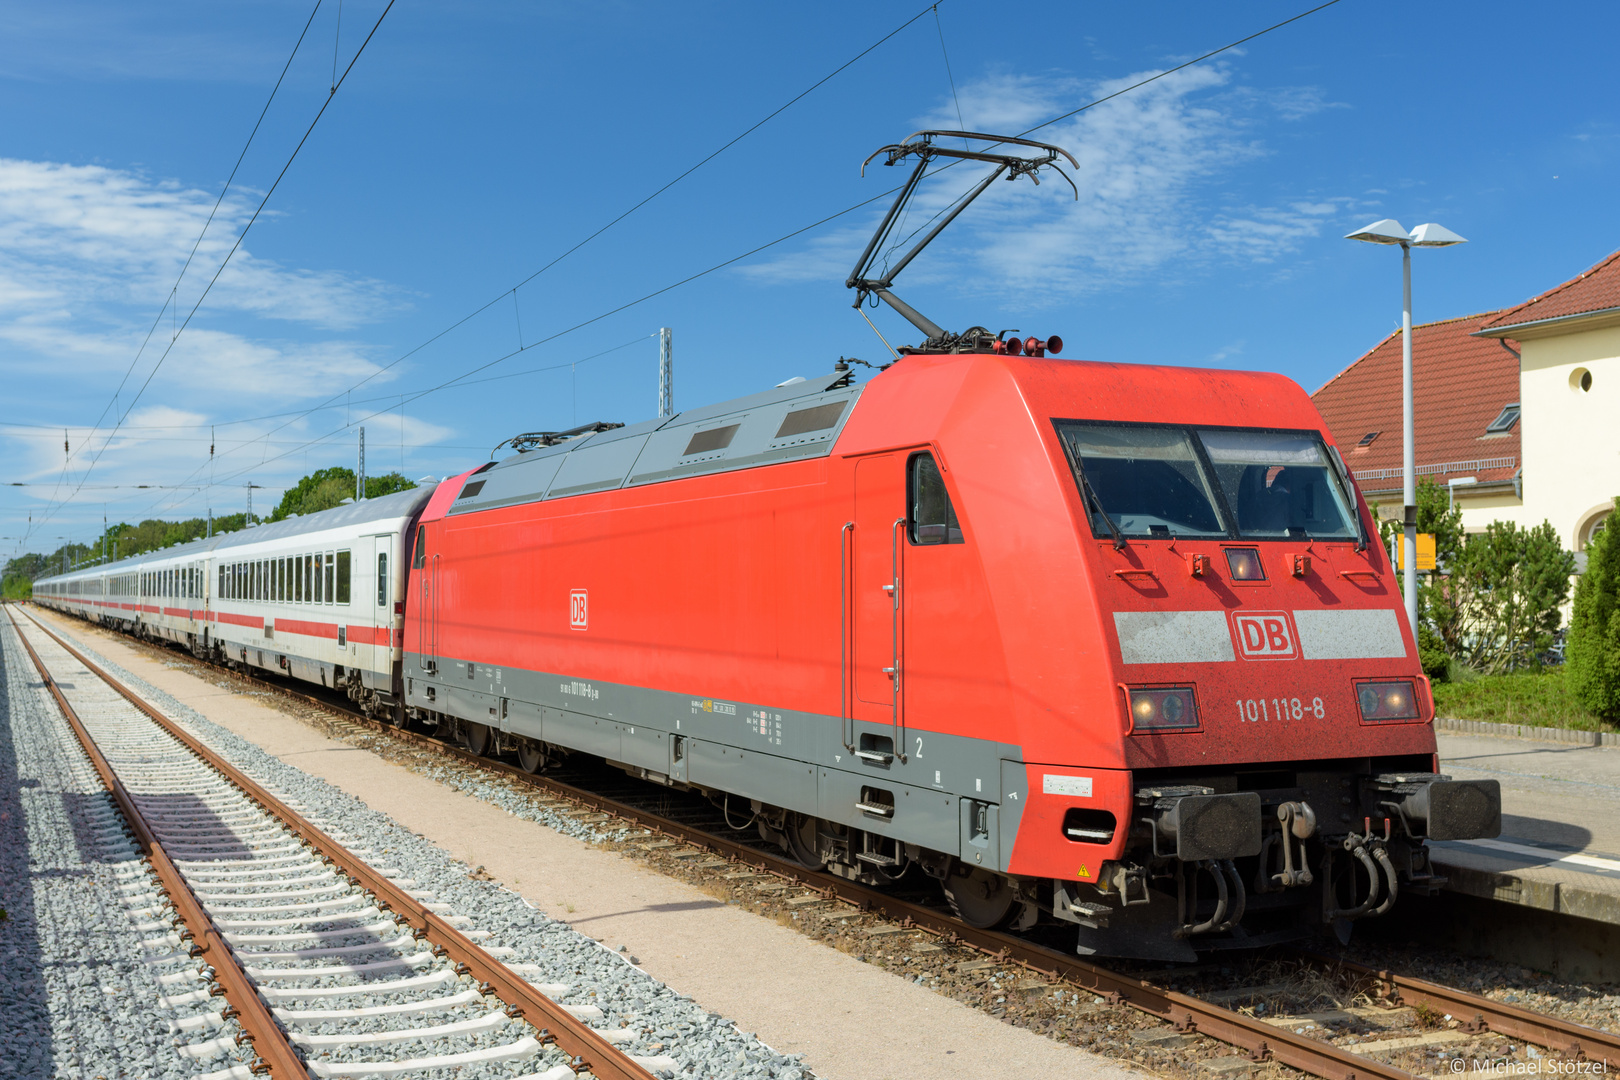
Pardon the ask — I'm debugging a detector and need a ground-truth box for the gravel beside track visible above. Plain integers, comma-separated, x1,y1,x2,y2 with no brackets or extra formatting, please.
1,612,206,1079
30,604,1620,1080
3,610,812,1080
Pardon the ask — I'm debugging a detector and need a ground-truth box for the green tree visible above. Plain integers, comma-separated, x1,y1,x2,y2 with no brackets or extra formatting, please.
1373,478,1465,679
270,468,415,521
1567,502,1620,718
1440,520,1576,675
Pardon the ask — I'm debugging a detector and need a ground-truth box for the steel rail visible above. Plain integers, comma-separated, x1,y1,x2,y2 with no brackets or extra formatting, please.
4,605,307,1080
1303,952,1620,1067
29,603,1620,1077
11,605,656,1080
45,613,1396,1079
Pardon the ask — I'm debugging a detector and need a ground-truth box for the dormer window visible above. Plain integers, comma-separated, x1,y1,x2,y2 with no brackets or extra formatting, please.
1485,404,1520,433
1356,431,1380,447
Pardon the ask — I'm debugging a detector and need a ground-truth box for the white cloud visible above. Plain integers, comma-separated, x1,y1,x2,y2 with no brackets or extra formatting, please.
0,158,395,327
744,65,1356,305
0,156,447,543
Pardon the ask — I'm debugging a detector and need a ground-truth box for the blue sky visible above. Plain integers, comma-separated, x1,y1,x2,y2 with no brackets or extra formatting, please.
4,0,1618,558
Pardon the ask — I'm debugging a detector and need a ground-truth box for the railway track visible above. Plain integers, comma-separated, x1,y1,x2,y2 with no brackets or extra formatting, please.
21,602,1620,1080
5,604,665,1080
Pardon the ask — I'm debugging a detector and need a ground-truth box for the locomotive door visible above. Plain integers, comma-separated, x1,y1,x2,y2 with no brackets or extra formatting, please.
850,454,905,739
415,524,440,675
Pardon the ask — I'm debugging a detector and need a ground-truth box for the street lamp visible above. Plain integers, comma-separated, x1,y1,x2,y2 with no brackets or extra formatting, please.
1345,218,1468,637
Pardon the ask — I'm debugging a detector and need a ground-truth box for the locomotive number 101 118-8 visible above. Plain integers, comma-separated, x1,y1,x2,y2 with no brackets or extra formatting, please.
1236,697,1326,723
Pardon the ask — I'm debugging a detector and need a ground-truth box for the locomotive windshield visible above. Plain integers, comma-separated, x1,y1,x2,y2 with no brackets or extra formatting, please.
1196,429,1358,540
1056,421,1358,542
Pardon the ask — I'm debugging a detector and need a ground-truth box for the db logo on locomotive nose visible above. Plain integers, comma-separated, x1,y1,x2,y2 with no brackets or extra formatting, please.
1230,610,1300,660
569,589,588,630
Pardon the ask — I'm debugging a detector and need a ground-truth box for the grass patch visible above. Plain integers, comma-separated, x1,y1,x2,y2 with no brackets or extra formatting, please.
1432,668,1613,731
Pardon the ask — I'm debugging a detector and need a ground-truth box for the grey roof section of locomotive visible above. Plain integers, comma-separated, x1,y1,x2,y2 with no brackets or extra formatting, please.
37,485,435,586
450,371,862,517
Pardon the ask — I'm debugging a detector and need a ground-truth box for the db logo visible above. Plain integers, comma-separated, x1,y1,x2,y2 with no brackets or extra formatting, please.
1231,610,1299,660
569,589,588,630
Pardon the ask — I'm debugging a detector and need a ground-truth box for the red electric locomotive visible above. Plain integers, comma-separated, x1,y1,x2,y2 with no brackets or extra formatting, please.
400,133,1499,959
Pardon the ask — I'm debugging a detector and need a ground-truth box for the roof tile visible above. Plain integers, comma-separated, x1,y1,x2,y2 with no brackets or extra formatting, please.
1312,312,1521,495
1479,248,1620,332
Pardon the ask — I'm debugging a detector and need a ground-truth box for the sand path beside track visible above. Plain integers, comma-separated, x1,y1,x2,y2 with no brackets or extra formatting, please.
31,608,1140,1080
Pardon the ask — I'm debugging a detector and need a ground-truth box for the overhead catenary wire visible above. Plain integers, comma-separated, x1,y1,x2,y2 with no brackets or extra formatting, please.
19,0,1347,543
164,186,907,502
100,0,1350,522
21,0,396,547
212,3,945,470
52,0,327,493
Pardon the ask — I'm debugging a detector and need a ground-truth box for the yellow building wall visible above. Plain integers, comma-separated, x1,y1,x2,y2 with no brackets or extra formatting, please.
1517,323,1620,550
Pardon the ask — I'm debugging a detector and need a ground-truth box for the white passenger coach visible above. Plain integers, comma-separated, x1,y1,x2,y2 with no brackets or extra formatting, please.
31,486,434,719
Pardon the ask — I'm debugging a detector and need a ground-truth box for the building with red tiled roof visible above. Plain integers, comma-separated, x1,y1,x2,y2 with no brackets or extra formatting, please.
1478,250,1620,338
1313,313,1522,509
1313,250,1619,560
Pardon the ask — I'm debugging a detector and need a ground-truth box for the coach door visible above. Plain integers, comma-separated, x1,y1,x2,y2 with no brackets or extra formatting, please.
850,454,905,753
365,534,390,677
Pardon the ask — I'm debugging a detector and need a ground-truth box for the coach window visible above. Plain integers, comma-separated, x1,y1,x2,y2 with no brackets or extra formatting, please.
908,452,964,545
324,552,335,605
277,558,285,602
377,553,388,607
307,554,318,604
292,556,301,603
336,550,351,604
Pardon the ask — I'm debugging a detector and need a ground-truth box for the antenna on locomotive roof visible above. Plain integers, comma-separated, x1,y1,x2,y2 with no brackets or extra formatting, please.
847,130,1076,354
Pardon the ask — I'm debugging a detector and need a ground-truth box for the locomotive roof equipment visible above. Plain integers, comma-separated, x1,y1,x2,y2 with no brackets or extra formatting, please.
847,130,1077,354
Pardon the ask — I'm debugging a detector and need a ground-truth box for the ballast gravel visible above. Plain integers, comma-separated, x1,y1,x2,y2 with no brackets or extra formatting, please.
3,618,811,1080
0,618,215,1080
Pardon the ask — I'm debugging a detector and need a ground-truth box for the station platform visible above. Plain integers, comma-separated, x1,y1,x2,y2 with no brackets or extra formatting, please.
1389,722,1620,979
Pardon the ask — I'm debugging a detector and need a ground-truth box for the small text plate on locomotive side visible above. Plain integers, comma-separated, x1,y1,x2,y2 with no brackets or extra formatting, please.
1042,774,1093,798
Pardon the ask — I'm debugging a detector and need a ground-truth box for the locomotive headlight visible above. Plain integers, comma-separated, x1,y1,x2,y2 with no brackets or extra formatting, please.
1224,547,1266,581
1356,679,1420,721
1127,687,1199,732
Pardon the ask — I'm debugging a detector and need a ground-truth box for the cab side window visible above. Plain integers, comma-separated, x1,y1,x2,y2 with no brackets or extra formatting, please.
413,525,427,569
908,452,964,545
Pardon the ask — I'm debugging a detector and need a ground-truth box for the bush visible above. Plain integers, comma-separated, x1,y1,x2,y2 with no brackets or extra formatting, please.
1417,623,1450,681
1568,500,1620,719
1430,519,1575,675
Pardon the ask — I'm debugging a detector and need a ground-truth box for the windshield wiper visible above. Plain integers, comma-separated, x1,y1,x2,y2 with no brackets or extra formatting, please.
1077,470,1125,550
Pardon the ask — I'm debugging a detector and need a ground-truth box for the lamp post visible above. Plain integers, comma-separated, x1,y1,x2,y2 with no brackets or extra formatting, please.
1345,219,1468,637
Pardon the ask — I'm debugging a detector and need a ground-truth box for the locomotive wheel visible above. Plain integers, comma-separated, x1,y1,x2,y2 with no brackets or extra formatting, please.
516,740,546,774
783,813,825,869
462,721,493,757
942,864,1017,928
